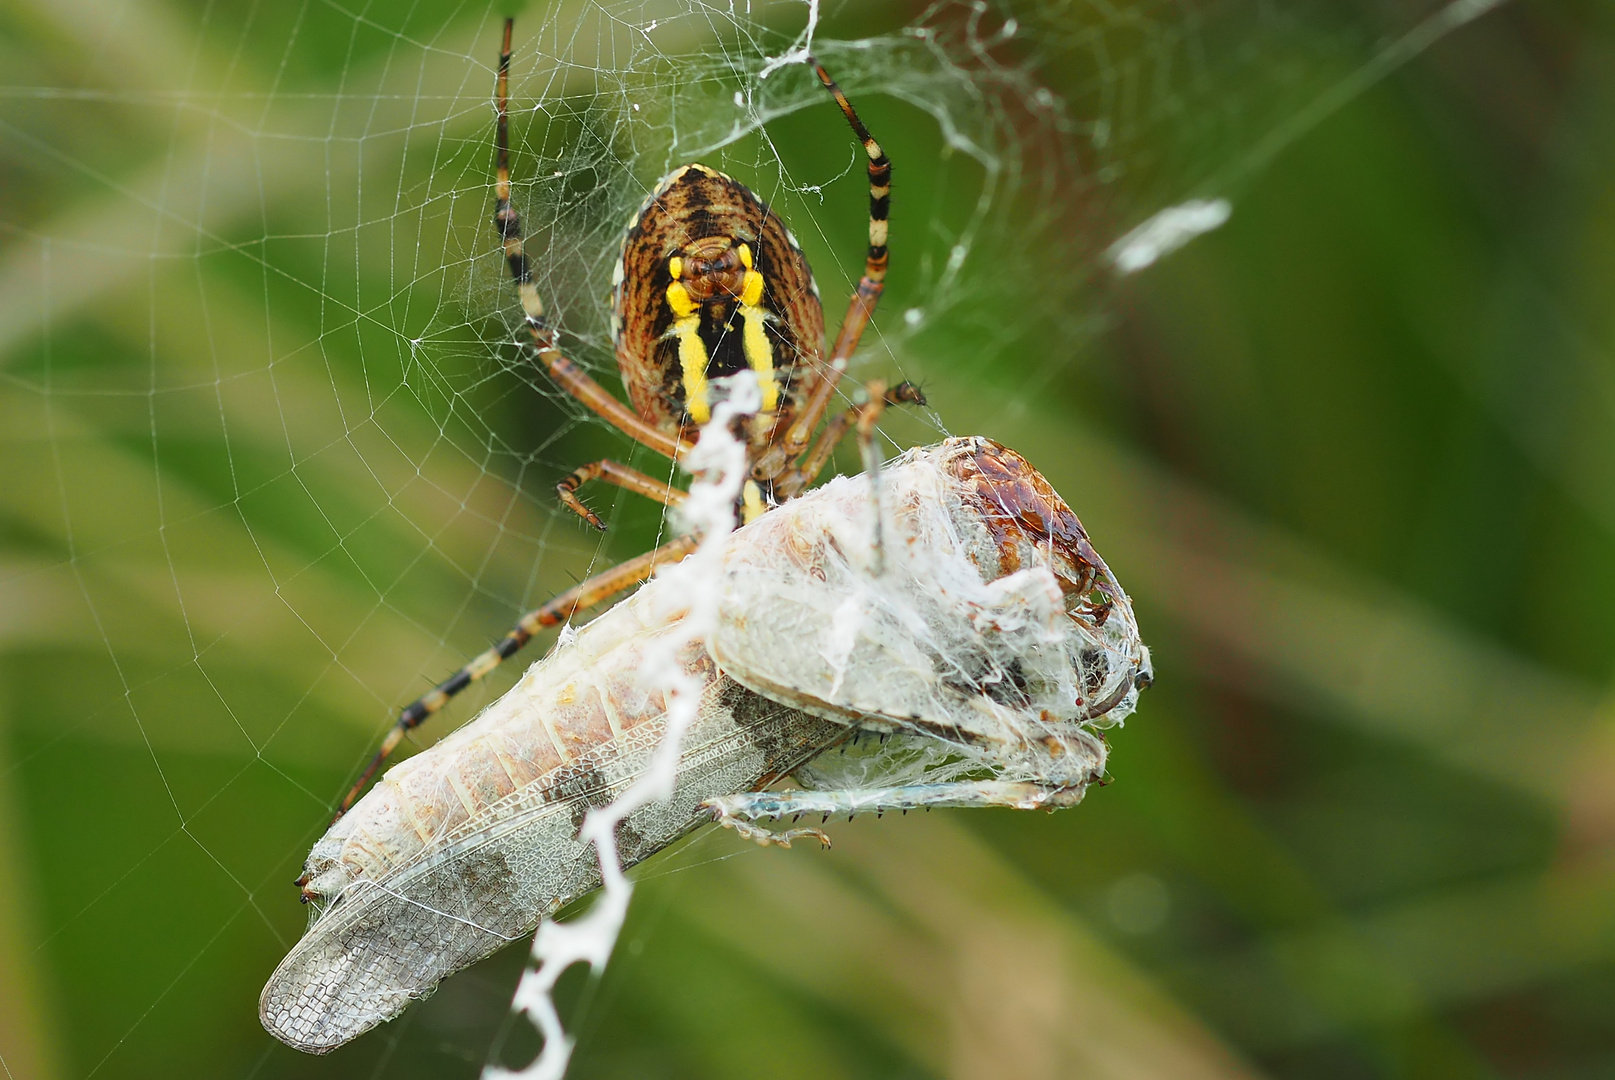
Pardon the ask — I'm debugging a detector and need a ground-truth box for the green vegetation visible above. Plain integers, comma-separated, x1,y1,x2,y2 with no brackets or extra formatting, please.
1,2,1611,1078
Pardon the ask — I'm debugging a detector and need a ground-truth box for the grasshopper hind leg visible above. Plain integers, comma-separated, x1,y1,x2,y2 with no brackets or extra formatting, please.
704,779,1091,844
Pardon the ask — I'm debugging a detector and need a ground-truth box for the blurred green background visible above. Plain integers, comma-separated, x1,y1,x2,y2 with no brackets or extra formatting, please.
3,0,1613,1077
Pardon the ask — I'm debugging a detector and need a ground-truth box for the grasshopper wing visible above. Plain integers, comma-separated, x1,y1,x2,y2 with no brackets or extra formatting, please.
711,437,1146,781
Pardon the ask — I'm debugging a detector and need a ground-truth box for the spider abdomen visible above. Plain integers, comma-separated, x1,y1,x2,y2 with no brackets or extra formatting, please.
612,164,824,439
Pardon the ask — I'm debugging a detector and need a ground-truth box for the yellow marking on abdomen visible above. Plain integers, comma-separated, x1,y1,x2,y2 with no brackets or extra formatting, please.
742,481,767,524
739,304,778,413
667,279,712,424
737,264,778,413
674,314,710,424
667,279,696,316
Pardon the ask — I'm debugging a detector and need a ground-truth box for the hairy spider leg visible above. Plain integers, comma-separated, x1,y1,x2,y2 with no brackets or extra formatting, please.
339,20,705,817
774,59,895,465
774,381,925,500
327,18,709,812
338,27,909,818
557,459,689,531
495,18,693,464
334,534,697,819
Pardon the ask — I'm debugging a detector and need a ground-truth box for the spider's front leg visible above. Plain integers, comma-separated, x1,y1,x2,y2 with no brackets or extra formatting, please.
770,379,925,500
333,532,696,819
776,59,893,462
494,19,692,465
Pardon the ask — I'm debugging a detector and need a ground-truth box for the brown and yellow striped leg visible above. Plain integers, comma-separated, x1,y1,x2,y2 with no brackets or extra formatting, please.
774,381,925,499
781,59,893,460
557,459,686,531
494,18,692,464
334,533,697,818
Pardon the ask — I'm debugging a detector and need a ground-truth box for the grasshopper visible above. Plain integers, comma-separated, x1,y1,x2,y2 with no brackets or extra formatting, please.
260,437,1148,1052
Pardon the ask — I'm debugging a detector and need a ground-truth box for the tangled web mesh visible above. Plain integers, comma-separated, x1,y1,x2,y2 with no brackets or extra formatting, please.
0,0,1508,1074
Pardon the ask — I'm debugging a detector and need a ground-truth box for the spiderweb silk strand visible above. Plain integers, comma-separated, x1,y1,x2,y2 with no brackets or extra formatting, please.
0,0,1524,1074
484,375,760,1080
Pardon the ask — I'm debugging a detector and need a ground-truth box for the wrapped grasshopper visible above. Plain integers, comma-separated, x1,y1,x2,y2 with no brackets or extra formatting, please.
260,437,1149,1052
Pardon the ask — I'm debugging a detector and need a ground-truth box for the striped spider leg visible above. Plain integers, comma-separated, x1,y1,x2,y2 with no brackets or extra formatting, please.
333,20,921,818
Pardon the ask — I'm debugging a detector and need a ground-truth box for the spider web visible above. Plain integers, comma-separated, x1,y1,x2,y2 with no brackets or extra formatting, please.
0,0,1511,1077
